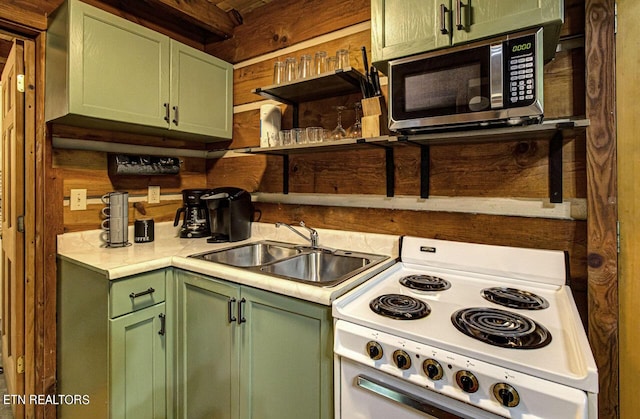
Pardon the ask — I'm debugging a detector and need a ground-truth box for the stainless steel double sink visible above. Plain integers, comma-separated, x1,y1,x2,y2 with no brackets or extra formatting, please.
189,240,389,287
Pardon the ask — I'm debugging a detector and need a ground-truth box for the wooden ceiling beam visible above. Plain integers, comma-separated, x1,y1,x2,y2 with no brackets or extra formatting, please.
143,0,239,39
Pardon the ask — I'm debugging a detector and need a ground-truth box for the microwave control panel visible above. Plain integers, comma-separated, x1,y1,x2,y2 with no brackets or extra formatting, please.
505,34,537,107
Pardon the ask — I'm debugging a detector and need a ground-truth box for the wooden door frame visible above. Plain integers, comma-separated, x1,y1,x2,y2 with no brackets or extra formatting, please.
0,12,58,419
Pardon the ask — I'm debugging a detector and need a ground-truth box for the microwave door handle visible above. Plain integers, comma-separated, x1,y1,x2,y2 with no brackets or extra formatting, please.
490,43,504,109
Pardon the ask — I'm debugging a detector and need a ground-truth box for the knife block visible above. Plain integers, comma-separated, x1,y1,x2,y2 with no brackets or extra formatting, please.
361,96,388,138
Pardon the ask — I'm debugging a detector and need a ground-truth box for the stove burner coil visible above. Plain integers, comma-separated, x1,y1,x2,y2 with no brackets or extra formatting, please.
369,294,430,320
399,274,451,292
451,307,551,349
481,287,549,310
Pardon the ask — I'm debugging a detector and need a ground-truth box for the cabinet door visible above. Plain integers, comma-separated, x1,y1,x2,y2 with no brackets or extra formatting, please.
68,0,170,128
175,270,240,419
110,303,167,419
239,287,333,419
452,0,563,45
371,0,451,69
170,41,233,138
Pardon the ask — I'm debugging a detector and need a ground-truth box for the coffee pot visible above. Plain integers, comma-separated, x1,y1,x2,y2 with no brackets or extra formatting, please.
174,189,210,238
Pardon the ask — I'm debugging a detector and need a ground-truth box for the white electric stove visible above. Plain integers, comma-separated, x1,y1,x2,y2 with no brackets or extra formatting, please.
333,236,598,419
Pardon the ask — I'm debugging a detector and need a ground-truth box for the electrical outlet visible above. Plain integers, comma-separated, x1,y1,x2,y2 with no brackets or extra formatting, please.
70,189,87,211
148,186,161,204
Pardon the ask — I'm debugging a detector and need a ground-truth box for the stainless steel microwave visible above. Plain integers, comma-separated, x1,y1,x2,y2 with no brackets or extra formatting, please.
388,28,544,133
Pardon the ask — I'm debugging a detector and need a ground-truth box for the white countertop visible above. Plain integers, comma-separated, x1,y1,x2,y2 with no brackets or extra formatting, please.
57,222,400,305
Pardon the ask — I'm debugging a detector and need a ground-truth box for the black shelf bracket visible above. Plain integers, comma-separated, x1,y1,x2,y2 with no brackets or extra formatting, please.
549,129,564,203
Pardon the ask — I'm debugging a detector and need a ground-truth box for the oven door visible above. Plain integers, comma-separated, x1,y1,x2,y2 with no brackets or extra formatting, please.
338,358,502,419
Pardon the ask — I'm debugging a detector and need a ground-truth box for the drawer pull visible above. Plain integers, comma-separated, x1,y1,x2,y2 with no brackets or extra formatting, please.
228,298,237,323
129,287,155,299
163,103,170,123
158,313,166,336
237,298,246,324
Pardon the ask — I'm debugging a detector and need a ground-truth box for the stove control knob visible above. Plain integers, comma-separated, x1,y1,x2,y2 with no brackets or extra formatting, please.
422,359,444,380
366,341,383,360
393,350,412,370
455,371,479,393
493,383,520,408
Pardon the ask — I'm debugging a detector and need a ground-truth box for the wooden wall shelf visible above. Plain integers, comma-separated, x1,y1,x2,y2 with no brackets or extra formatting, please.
239,119,589,201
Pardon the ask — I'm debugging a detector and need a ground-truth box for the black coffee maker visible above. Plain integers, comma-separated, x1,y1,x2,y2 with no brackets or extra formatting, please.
174,189,211,238
202,187,252,243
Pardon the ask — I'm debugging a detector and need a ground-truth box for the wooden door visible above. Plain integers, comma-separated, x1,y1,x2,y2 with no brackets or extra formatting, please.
1,39,25,418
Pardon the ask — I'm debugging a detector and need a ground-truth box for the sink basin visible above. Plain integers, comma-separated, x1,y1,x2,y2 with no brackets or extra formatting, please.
190,241,389,287
260,250,381,286
190,240,300,267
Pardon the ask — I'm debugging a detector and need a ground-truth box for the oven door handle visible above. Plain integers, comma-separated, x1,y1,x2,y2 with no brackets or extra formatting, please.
356,375,467,419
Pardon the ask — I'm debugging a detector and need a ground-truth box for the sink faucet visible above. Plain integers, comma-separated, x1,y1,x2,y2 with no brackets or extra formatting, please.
275,221,319,248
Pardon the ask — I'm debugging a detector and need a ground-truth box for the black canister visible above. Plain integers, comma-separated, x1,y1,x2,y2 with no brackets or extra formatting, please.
134,219,154,243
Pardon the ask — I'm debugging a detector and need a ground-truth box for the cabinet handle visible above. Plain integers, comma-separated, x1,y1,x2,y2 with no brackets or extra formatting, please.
228,297,237,323
129,287,155,299
164,103,170,123
237,298,246,324
455,0,464,30
158,313,166,336
439,4,449,34
172,105,179,126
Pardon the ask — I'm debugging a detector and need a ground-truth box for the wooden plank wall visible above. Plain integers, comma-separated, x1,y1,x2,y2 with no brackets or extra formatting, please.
207,0,589,313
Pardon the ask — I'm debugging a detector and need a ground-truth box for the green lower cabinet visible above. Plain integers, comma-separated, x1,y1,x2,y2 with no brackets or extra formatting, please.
175,271,240,419
57,260,172,419
174,269,333,419
110,303,167,419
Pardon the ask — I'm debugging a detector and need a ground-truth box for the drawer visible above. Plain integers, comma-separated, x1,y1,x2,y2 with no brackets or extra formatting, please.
110,270,166,318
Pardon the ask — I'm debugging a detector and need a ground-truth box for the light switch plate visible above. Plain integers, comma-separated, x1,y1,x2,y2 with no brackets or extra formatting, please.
70,189,87,211
148,186,161,204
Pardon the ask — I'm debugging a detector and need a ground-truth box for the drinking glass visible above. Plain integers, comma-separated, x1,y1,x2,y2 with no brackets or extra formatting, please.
326,56,337,72
336,48,349,69
298,54,312,79
292,128,306,144
347,102,363,138
331,106,347,140
273,61,285,84
314,51,327,75
284,57,297,82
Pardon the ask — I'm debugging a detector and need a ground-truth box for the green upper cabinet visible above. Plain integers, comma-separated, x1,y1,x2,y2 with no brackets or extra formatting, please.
45,0,233,141
170,41,233,138
371,0,563,70
452,0,564,57
174,269,333,419
371,0,451,68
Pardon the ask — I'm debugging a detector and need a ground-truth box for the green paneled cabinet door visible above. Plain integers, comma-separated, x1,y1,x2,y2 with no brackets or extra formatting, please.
46,0,233,141
110,303,167,419
452,0,564,58
239,286,333,419
175,271,240,419
174,270,333,419
170,41,233,138
371,0,451,69
371,0,563,69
